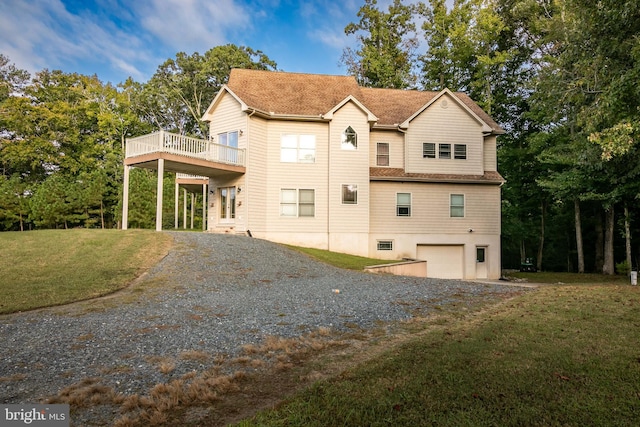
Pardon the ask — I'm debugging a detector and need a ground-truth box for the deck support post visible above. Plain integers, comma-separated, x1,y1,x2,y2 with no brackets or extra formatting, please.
191,193,195,229
174,181,179,229
202,183,207,231
122,165,130,230
156,158,164,231
183,188,187,229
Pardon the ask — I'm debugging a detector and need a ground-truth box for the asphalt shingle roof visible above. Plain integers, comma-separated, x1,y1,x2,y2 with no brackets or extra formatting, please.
225,69,503,133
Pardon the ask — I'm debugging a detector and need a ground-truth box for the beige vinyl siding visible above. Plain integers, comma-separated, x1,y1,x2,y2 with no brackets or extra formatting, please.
209,93,247,150
328,102,370,235
246,115,268,233
484,135,498,171
207,93,246,232
369,130,404,168
262,120,329,234
208,175,245,230
369,181,501,235
405,93,484,175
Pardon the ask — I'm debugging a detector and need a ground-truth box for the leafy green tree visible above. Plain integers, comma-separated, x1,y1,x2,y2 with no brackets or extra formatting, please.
419,0,474,92
530,0,640,273
419,0,514,114
140,44,277,136
0,175,31,231
0,54,29,103
29,173,72,228
0,60,141,230
342,0,418,88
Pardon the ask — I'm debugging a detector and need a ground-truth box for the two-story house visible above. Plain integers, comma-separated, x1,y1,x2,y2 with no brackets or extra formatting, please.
123,69,503,279
198,69,505,280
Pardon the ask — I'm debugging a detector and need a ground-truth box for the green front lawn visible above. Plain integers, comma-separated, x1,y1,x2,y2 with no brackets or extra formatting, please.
0,229,172,314
238,284,640,426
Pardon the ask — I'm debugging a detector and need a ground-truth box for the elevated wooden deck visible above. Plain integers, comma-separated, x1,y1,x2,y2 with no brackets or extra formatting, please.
123,131,245,231
125,131,245,177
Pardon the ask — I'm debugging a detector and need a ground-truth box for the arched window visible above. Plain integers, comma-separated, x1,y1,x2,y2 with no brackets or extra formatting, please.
341,126,357,150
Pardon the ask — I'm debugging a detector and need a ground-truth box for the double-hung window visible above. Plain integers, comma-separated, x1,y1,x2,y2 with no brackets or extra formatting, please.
342,184,358,204
450,194,465,217
281,189,315,217
397,193,411,217
281,135,316,163
454,144,467,159
377,143,389,166
439,143,451,159
423,143,436,158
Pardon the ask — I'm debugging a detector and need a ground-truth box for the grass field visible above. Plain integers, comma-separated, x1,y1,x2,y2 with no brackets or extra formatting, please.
237,283,640,426
286,245,397,270
0,229,172,314
507,270,631,285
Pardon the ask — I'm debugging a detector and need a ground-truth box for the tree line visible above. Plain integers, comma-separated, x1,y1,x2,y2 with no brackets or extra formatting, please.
2,0,639,274
0,45,276,231
344,0,640,274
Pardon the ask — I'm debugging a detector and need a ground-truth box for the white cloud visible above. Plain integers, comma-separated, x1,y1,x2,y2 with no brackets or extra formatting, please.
137,0,251,53
0,0,359,83
0,0,150,82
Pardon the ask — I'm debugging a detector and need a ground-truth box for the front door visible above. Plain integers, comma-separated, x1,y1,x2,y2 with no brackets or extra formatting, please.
219,187,236,223
476,247,488,279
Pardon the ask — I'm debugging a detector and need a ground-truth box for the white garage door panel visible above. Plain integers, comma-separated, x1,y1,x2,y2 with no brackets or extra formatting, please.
417,245,464,279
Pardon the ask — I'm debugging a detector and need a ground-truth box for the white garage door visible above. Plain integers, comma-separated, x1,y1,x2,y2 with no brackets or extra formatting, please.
417,245,464,279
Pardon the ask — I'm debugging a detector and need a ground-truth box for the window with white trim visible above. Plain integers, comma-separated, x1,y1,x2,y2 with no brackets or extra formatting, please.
397,193,411,217
377,143,389,166
377,240,393,251
281,134,316,163
439,143,451,159
342,184,358,204
341,126,357,150
423,143,467,160
450,194,465,217
454,144,467,159
218,131,239,163
280,189,315,217
423,143,436,158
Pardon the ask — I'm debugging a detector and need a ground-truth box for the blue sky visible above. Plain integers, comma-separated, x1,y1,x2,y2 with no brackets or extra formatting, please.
0,0,369,85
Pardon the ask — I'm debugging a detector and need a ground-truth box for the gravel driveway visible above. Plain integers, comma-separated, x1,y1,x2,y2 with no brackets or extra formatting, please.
1,232,521,423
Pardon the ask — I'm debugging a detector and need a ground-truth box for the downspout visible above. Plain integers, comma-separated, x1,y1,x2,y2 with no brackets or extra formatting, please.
327,118,332,251
245,108,256,237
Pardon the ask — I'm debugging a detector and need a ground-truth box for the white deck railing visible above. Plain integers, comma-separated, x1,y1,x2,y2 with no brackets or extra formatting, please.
176,173,208,180
126,130,245,167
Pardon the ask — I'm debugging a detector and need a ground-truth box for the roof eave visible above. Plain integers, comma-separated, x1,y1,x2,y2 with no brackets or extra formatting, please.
371,123,405,131
248,110,329,122
370,176,505,185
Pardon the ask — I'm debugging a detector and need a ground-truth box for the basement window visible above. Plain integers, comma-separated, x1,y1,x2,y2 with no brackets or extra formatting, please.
377,241,393,251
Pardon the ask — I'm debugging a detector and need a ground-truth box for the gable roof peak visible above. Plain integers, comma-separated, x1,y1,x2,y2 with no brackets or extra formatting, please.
220,69,503,133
